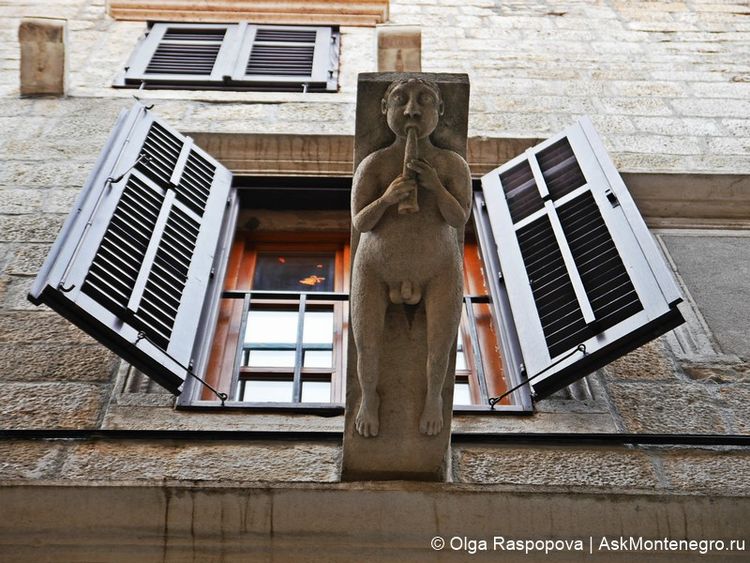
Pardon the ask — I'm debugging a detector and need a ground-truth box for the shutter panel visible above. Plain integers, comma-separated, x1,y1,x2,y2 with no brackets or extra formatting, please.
120,23,241,87
28,103,234,394
232,24,338,92
481,117,684,399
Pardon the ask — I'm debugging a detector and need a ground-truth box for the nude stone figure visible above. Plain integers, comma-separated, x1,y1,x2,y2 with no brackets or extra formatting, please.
350,78,472,438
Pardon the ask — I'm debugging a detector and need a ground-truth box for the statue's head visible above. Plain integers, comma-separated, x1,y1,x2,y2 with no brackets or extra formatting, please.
381,77,444,140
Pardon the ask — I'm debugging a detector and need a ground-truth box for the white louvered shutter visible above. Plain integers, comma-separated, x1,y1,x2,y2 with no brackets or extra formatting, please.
117,22,338,92
481,117,684,399
232,25,338,91
28,103,234,394
121,23,242,87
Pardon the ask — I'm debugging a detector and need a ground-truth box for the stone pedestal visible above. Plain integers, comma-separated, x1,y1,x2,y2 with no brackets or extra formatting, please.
19,18,68,97
342,73,470,481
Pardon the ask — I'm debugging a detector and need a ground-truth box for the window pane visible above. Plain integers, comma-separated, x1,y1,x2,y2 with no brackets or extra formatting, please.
242,380,292,402
253,252,335,292
301,380,331,403
245,310,297,344
304,350,333,368
455,350,467,371
247,350,295,368
303,311,334,344
453,382,472,406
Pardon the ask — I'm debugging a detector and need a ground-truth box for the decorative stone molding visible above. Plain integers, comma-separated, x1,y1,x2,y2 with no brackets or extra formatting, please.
107,0,389,26
188,133,750,224
377,25,421,72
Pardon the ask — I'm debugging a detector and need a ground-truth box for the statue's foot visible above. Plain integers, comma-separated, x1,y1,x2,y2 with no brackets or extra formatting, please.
419,395,444,436
355,395,380,437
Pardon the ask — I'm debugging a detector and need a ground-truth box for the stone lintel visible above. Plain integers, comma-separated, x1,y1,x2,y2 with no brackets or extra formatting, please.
18,17,67,97
107,0,389,26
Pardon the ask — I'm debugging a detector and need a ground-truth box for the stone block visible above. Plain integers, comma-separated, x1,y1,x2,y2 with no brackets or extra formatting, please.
377,25,421,72
0,215,65,243
607,382,727,434
453,445,659,489
0,382,106,429
0,311,96,344
662,235,750,360
0,342,117,383
59,441,340,482
5,243,50,275
661,450,750,496
0,441,63,479
18,18,67,97
603,339,676,381
718,385,750,434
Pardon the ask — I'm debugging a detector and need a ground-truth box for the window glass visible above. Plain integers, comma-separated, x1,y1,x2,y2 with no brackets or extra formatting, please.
242,379,293,402
453,382,472,406
253,252,335,292
301,380,331,403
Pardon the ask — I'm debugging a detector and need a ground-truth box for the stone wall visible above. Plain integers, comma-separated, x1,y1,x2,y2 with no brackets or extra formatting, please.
0,0,749,502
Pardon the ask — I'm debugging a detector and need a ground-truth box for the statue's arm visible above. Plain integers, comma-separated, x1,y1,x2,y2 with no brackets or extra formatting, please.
407,156,472,228
352,158,414,232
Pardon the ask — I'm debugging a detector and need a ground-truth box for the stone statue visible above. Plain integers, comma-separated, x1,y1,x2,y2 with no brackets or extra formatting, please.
350,77,472,438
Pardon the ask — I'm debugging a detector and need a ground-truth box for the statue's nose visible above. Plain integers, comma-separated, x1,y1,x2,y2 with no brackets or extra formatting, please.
404,98,421,118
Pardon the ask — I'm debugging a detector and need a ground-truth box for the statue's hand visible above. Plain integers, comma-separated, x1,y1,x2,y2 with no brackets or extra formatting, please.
382,175,417,205
406,159,441,192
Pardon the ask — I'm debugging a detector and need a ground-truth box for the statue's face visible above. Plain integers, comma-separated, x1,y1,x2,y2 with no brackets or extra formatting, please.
382,80,443,139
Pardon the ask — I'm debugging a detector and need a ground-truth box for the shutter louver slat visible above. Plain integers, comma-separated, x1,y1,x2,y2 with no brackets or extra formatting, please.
145,27,225,76
255,29,317,42
28,103,235,395
136,206,200,349
481,117,684,400
517,216,589,358
537,137,587,200
246,44,315,76
82,175,164,315
175,151,214,216
500,160,544,223
557,192,643,329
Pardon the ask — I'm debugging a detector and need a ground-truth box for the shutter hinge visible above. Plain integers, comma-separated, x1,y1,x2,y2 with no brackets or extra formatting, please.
497,270,503,281
302,83,309,94
605,189,620,207
188,359,194,371
209,267,215,279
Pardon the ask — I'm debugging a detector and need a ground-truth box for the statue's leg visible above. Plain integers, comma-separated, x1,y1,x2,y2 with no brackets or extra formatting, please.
352,275,388,437
420,278,462,436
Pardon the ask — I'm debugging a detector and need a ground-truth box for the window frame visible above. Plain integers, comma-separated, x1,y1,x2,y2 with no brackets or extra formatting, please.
178,200,527,413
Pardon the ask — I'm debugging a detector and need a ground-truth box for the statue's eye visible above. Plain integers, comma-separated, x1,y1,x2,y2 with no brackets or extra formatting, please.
392,93,406,105
419,94,435,104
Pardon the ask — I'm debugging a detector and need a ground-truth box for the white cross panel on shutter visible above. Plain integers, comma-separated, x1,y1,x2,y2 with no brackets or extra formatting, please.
28,103,235,394
481,117,684,399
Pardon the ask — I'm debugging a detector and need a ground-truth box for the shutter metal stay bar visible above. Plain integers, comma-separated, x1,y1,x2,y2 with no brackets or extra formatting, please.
135,331,228,405
488,344,587,409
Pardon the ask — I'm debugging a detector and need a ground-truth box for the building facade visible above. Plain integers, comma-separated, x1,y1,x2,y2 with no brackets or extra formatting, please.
1,0,749,560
